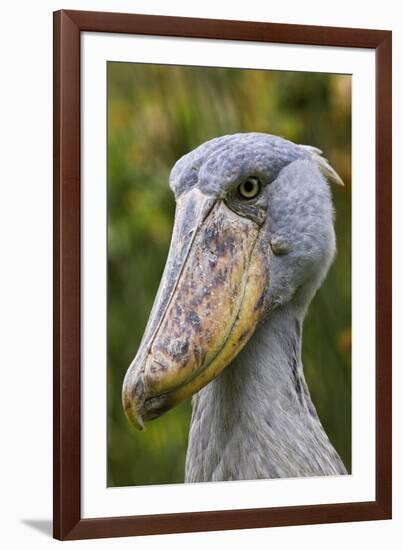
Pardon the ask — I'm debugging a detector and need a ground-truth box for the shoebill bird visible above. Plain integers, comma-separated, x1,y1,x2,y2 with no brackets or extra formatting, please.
122,133,347,482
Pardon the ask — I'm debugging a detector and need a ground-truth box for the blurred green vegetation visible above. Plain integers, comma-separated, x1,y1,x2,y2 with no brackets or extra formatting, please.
107,62,351,486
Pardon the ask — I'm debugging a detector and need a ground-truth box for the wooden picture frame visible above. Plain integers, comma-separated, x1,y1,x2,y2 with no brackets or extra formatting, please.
53,9,392,540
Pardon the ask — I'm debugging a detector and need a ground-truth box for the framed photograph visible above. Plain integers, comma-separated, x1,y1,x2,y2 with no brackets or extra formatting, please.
53,10,392,540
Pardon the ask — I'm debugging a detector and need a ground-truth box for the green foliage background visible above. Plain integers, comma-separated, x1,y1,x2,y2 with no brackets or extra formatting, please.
107,62,351,487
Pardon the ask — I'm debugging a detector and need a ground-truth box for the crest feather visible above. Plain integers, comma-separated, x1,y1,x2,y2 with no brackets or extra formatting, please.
299,144,344,186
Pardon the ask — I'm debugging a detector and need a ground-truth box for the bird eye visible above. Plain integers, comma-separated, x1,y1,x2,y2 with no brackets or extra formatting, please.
238,177,261,200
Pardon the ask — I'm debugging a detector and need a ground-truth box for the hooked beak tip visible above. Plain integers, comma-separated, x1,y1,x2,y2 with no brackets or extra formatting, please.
124,401,145,431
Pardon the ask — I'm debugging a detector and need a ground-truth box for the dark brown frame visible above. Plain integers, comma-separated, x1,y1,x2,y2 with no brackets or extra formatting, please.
53,9,392,541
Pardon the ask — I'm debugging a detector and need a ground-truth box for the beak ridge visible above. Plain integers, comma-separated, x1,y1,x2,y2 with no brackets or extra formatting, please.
122,189,216,428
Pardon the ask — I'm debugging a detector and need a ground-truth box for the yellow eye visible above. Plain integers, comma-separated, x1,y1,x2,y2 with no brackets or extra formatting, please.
238,177,261,199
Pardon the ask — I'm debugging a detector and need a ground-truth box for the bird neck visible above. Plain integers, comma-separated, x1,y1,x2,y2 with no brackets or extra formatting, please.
185,304,346,482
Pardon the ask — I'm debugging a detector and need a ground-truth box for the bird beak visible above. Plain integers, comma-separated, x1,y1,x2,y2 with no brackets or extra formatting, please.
122,188,270,430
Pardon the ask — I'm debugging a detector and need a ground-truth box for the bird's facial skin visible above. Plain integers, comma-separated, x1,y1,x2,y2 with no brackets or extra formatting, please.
122,133,338,430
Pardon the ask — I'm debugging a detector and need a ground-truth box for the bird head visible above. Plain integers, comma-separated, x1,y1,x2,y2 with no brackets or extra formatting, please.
122,133,342,429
